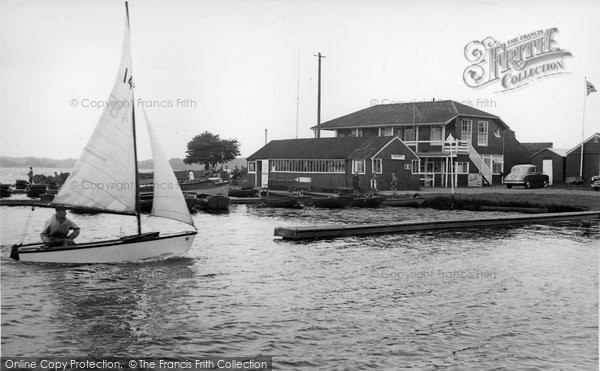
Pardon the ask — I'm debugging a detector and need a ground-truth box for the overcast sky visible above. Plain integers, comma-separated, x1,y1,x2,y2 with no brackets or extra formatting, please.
1,0,599,160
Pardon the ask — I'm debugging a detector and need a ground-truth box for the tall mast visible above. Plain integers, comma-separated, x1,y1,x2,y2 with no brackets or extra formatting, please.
295,49,300,139
580,77,586,178
314,52,325,138
125,1,142,235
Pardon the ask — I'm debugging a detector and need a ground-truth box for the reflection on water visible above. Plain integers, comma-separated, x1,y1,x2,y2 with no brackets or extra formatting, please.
1,205,598,369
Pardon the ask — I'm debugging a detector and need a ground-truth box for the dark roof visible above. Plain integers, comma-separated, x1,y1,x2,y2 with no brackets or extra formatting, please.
530,148,568,158
247,137,395,161
521,142,553,154
312,100,504,130
566,132,600,155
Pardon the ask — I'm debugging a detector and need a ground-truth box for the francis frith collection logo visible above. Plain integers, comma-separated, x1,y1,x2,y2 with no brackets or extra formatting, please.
463,28,572,92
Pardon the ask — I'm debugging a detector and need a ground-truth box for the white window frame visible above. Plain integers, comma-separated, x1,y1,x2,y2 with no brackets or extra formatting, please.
455,162,469,174
248,161,256,173
411,159,420,174
405,128,416,141
373,158,382,174
482,154,504,174
352,159,366,174
351,128,363,137
461,120,473,142
430,126,443,142
379,127,394,137
270,159,346,174
477,121,488,146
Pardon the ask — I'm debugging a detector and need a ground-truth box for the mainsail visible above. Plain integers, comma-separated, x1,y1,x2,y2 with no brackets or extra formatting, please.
53,20,136,214
143,108,194,226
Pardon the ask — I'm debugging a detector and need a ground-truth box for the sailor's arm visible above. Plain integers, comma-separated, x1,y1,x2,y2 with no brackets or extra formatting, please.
40,220,51,243
67,220,80,240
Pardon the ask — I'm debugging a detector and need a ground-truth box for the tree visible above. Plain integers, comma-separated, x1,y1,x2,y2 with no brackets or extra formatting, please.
184,131,240,170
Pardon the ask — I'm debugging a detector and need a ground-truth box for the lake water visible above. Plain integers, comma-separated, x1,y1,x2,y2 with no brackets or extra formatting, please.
1,204,598,369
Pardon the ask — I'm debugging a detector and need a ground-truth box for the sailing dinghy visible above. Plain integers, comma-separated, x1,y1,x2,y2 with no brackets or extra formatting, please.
10,3,197,263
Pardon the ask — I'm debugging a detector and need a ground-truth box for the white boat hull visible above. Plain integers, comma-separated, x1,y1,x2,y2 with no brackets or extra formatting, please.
11,231,197,264
180,182,230,195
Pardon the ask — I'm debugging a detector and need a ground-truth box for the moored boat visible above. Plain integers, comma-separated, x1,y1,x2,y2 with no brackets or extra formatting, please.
193,194,230,212
259,190,304,208
305,192,354,208
228,187,258,197
139,191,198,213
382,194,426,207
0,184,11,198
179,179,230,195
26,184,47,198
351,194,385,208
15,180,29,190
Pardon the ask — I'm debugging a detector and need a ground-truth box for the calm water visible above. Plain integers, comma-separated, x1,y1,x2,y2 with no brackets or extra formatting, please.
1,204,598,369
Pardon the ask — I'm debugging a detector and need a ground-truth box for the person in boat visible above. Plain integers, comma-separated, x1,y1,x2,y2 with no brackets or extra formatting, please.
352,172,360,195
28,167,34,184
390,172,399,194
370,173,379,194
40,207,80,247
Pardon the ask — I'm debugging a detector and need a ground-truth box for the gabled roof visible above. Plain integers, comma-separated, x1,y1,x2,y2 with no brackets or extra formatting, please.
311,100,506,130
566,133,600,155
530,148,568,158
247,136,395,161
547,148,568,157
522,142,553,153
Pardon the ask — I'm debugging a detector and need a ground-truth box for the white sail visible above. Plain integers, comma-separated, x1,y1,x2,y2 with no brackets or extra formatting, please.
53,20,136,214
143,108,194,226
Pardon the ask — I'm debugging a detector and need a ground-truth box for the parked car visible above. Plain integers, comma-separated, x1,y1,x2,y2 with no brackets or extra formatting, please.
504,165,549,189
591,175,600,191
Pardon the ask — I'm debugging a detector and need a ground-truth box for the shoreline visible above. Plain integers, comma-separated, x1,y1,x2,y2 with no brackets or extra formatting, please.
380,186,600,212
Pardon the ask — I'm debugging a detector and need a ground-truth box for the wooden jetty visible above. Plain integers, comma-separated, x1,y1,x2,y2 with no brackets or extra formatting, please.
274,211,600,240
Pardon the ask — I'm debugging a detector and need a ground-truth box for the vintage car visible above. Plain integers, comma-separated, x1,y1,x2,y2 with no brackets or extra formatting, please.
591,175,600,191
504,165,549,189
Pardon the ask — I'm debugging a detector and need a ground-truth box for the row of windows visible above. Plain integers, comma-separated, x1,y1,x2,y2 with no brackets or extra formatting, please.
461,120,489,146
481,154,504,173
410,158,470,174
249,155,503,175
339,121,493,146
351,159,383,174
268,159,346,173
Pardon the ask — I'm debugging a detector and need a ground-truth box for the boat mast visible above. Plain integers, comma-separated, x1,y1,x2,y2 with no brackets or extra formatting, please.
125,1,142,235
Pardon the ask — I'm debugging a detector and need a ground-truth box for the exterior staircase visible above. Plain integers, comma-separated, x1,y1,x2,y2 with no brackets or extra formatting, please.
467,144,493,185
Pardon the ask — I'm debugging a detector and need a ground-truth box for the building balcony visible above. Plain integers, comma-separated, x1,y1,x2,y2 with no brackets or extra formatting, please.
404,140,470,155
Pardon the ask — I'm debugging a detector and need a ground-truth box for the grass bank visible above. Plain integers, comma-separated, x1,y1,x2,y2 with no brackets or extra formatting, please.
419,191,599,212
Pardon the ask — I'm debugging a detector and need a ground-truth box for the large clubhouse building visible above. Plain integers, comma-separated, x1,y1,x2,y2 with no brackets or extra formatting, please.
246,100,531,191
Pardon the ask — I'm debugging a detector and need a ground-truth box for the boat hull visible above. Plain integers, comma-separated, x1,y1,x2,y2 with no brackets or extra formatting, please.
382,196,426,207
228,188,258,197
308,194,354,208
351,195,385,208
194,194,230,212
11,231,197,264
179,182,230,195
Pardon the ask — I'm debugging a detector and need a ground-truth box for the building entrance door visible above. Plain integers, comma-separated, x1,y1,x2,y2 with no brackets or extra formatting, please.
261,160,269,187
542,159,553,185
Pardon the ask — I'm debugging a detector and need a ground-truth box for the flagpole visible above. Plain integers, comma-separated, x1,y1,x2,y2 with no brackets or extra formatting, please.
580,77,586,178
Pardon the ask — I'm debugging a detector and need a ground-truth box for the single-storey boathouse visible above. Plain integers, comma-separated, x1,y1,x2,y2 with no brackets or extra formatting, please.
565,132,600,181
310,100,531,187
530,148,568,185
246,136,420,192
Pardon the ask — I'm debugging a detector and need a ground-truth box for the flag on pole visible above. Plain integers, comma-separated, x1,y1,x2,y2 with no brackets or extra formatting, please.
587,80,597,95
